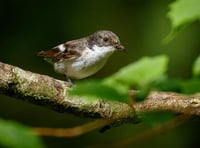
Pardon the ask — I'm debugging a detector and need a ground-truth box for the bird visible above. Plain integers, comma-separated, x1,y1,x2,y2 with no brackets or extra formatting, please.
37,30,125,85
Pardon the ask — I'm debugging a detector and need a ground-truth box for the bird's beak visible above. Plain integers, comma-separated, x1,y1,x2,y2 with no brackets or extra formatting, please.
115,43,125,51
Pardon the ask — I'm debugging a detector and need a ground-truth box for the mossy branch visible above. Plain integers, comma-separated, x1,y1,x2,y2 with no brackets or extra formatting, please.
0,61,199,124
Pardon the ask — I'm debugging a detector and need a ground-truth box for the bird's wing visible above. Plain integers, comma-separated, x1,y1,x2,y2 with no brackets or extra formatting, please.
37,40,85,61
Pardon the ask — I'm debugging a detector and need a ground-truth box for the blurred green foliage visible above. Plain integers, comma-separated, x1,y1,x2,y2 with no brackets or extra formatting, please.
70,55,168,102
70,79,125,102
193,55,200,77
164,0,200,42
104,55,168,92
0,0,199,148
167,0,200,38
0,119,44,148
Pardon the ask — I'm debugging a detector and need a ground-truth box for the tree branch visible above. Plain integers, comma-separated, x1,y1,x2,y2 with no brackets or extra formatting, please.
0,61,199,124
0,62,136,122
132,91,200,116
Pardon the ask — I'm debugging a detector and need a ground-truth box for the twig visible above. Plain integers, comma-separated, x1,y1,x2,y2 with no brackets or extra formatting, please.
133,91,200,115
33,119,111,137
90,114,190,148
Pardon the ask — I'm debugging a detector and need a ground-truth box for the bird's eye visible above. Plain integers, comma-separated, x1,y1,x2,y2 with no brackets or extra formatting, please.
103,37,108,42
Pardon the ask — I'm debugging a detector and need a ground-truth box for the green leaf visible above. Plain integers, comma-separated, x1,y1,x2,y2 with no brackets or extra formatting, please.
0,119,44,148
155,76,182,92
70,55,168,102
168,0,200,29
181,78,200,94
103,55,168,95
135,82,153,101
165,0,200,42
70,79,127,102
193,55,200,77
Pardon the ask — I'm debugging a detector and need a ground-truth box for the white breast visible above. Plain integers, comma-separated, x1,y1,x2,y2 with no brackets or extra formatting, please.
54,45,115,79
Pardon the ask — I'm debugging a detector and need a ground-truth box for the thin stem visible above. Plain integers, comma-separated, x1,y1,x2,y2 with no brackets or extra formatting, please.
33,119,111,137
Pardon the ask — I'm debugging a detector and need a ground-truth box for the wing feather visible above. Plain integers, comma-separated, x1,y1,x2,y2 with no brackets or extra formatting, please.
37,41,83,60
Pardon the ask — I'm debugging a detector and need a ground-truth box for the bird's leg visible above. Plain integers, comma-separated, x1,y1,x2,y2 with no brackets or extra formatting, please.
63,75,73,87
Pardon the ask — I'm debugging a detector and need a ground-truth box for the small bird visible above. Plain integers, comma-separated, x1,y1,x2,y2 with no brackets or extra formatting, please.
37,30,125,84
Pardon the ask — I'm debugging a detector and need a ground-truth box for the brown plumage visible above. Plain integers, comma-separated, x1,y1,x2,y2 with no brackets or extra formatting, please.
37,30,125,81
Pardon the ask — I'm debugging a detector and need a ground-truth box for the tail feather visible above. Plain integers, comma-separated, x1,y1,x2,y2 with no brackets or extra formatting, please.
37,51,46,56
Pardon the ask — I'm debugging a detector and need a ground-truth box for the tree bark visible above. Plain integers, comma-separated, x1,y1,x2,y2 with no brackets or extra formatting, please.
0,61,199,124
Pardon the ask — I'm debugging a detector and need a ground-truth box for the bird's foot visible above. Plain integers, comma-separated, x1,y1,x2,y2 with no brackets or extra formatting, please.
63,75,73,87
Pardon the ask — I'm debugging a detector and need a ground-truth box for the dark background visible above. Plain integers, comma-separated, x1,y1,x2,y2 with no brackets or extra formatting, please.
0,0,199,147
